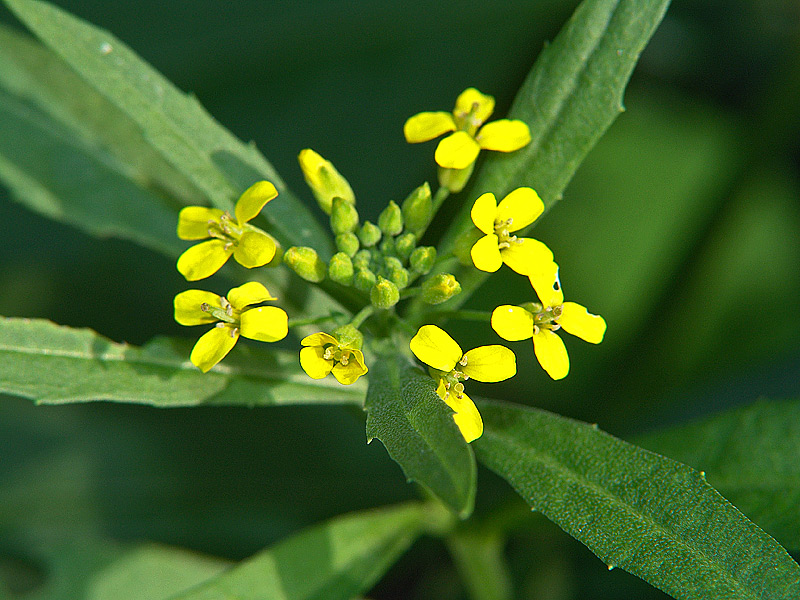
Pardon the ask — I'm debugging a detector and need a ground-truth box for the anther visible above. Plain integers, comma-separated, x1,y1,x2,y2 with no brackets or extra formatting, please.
459,355,468,367
200,302,210,312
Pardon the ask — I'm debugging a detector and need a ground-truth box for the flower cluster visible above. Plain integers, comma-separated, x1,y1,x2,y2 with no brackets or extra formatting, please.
171,87,604,445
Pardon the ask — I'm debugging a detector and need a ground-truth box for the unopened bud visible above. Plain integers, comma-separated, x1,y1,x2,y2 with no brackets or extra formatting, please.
377,201,403,236
410,246,436,274
370,276,400,309
438,163,475,194
354,268,377,292
335,232,360,257
328,252,354,285
331,324,363,350
352,249,372,271
379,236,395,255
401,182,432,235
331,197,359,235
284,246,327,282
420,273,461,304
383,256,409,289
298,148,355,214
394,233,416,262
358,221,382,248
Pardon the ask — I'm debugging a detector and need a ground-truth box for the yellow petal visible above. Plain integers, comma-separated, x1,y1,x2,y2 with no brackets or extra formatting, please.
560,302,606,344
443,390,483,443
233,231,276,269
461,345,516,382
410,325,462,372
528,261,564,307
495,187,544,232
176,240,233,281
470,234,503,273
490,305,534,341
470,192,498,235
190,325,239,373
476,119,531,152
174,290,221,326
234,180,278,224
403,111,456,143
301,332,338,348
331,360,368,385
500,237,554,276
239,306,288,342
300,346,333,379
227,281,275,310
177,206,225,240
532,329,569,380
435,131,481,170
454,88,495,125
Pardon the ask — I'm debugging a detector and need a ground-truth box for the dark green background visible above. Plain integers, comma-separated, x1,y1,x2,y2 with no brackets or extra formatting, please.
1,1,799,598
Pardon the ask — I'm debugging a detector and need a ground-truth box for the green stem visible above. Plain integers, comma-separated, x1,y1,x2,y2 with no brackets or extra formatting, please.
399,287,421,300
287,311,345,328
349,305,375,329
432,185,451,213
430,309,491,322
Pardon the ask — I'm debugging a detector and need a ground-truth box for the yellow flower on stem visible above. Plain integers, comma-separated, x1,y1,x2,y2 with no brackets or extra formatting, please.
410,324,516,443
176,181,279,281
491,263,606,380
174,281,288,373
403,87,531,170
299,331,368,385
470,187,553,275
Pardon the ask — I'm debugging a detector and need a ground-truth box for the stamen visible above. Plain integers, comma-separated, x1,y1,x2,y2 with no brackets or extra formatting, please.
323,347,335,360
230,326,239,338
200,302,210,312
459,355,468,367
533,325,540,335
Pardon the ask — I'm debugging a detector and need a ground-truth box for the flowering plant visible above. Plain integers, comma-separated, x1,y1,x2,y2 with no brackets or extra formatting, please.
1,1,799,599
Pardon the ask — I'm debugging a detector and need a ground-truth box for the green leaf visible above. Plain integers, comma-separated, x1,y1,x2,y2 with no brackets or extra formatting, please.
446,531,513,600
87,545,231,600
638,398,800,553
0,317,364,406
364,351,477,518
167,502,431,600
2,0,331,255
474,398,800,600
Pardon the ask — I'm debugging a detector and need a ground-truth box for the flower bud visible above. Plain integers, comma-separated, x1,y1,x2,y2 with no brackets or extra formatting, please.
298,148,355,214
354,268,377,292
358,221,382,248
420,273,461,304
409,246,437,274
370,276,400,309
331,197,359,235
335,232,360,257
352,249,372,271
438,162,475,194
284,246,327,282
328,252,354,285
383,256,409,289
331,323,363,350
379,236,395,255
401,182,432,235
377,201,403,236
394,233,416,262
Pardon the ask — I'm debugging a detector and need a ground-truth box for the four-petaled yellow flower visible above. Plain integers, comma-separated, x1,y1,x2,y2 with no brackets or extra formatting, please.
177,181,279,281
470,187,553,275
491,263,606,380
300,330,368,385
174,281,288,373
403,88,531,170
410,324,516,443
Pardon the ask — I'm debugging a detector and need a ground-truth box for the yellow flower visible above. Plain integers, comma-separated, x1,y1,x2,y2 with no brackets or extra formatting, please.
176,181,279,281
299,332,368,385
470,187,553,275
403,87,531,170
410,324,516,442
174,282,288,373
491,263,606,380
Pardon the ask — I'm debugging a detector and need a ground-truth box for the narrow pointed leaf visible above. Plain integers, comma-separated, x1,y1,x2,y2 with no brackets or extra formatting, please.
167,503,430,600
638,398,800,552
365,352,477,518
474,398,800,600
0,317,365,406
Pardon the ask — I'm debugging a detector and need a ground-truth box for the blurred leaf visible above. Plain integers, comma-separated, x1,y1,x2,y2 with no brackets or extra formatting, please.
416,0,672,316
0,317,365,406
87,544,231,600
474,398,800,600
638,398,800,552
365,351,477,518
168,502,430,600
2,0,332,255
446,531,513,600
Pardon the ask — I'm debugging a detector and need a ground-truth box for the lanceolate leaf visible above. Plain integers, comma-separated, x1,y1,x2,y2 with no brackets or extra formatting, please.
0,317,365,406
167,503,431,600
638,398,800,552
365,351,477,518
2,0,332,256
474,398,800,600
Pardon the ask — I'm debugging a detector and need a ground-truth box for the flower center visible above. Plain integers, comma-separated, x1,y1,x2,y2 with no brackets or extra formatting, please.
454,101,483,136
200,296,238,324
206,213,244,247
438,355,470,399
323,344,352,366
494,217,522,250
532,303,563,335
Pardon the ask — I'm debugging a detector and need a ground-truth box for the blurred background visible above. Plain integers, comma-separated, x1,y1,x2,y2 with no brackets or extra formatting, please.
1,1,799,598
